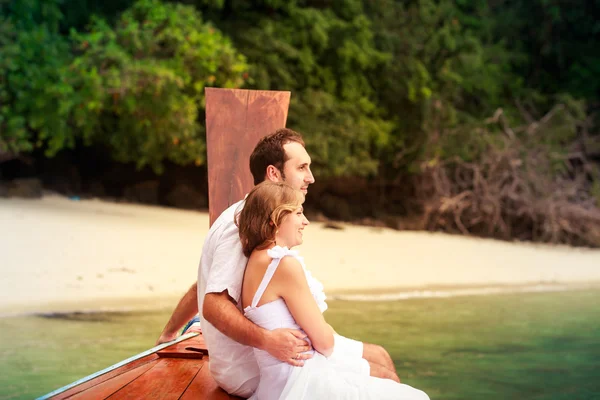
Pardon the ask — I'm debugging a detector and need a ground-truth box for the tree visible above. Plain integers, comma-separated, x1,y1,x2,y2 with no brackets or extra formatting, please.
193,0,393,177
66,0,248,172
0,0,73,157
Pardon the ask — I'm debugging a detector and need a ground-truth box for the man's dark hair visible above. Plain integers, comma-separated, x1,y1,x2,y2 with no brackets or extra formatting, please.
249,128,305,185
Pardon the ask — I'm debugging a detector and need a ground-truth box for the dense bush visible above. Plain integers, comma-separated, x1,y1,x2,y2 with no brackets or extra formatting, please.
0,0,71,156
1,0,247,172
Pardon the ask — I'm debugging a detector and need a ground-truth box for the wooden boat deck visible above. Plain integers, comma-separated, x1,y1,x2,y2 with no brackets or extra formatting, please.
45,333,243,400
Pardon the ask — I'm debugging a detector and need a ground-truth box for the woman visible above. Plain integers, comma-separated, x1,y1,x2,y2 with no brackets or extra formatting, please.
237,181,430,400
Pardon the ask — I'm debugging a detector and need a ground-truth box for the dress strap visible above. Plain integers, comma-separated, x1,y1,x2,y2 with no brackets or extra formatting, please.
250,257,282,308
250,246,297,308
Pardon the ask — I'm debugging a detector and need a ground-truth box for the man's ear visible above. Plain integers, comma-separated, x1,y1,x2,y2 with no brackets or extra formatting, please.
265,165,281,182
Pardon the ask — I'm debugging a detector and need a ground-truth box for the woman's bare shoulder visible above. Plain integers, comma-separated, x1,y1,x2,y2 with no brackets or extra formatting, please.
274,255,304,280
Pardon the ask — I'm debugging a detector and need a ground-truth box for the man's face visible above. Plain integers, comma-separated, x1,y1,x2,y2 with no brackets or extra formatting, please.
280,142,315,195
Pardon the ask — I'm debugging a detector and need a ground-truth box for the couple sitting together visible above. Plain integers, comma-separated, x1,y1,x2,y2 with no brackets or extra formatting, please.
158,129,430,399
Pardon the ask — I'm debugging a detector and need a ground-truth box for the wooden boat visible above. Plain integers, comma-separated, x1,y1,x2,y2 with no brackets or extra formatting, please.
38,87,291,399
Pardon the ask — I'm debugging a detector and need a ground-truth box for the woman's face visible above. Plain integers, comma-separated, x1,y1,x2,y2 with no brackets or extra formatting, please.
276,206,309,248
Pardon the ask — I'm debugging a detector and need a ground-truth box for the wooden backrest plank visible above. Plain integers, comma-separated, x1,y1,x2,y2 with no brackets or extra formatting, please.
205,88,290,225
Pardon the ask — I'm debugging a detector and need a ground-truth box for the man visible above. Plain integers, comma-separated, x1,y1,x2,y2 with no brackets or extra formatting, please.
157,129,398,397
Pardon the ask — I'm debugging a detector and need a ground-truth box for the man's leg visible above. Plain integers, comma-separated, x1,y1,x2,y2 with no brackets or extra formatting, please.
363,342,399,380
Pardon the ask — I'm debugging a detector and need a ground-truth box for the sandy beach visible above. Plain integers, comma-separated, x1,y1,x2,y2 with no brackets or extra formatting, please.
1,194,599,315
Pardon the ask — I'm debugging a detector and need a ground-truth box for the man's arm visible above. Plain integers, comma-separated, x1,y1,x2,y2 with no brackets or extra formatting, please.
156,283,199,345
204,291,312,366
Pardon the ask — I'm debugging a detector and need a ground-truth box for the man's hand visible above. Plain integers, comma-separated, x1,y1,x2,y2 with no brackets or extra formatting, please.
156,331,179,346
204,292,312,366
155,283,199,346
262,328,313,367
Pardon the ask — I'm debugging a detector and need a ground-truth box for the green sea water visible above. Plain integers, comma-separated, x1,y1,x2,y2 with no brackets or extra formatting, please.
1,289,599,400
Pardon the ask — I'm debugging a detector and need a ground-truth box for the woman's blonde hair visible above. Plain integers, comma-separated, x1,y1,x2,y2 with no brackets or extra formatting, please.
237,181,304,257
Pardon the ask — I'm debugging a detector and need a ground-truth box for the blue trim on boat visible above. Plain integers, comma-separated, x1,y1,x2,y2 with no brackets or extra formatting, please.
181,315,201,334
36,332,199,400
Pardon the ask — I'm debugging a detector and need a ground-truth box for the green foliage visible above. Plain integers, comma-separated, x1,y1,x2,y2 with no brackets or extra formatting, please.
5,0,64,31
203,0,392,176
478,0,600,100
291,90,393,177
58,0,136,32
66,0,247,171
1,0,598,187
0,0,247,171
0,1,73,156
363,0,520,172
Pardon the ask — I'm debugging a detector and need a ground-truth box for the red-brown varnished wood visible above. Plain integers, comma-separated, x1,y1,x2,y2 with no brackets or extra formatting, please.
66,359,160,400
157,334,208,359
52,353,160,399
106,358,204,400
180,358,242,400
205,88,291,226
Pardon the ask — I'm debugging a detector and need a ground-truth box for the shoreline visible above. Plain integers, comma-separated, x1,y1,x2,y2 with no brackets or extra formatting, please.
2,194,600,316
2,281,599,318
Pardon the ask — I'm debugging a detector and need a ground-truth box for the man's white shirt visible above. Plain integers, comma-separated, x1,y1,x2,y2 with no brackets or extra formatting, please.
197,199,260,397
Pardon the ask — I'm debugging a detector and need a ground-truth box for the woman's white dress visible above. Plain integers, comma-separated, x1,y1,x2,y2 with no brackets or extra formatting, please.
244,246,430,400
